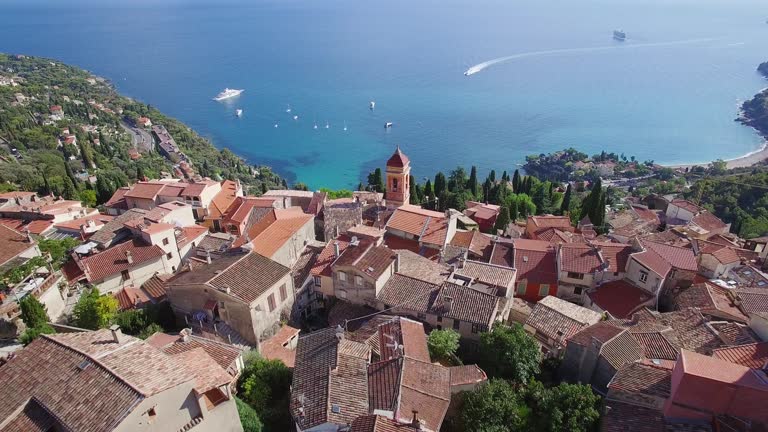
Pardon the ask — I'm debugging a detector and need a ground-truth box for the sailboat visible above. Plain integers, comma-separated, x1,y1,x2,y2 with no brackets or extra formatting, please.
286,104,291,113
369,101,375,110
293,115,299,120
325,121,330,129
274,122,279,128
343,121,347,131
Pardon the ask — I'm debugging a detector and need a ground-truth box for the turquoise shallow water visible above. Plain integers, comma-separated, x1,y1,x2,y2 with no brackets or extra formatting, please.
1,0,767,188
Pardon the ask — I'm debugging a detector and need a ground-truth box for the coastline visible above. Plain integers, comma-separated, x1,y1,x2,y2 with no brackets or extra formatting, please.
663,141,768,170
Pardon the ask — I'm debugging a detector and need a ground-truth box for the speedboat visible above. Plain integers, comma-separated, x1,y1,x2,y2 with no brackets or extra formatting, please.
370,101,376,110
325,121,330,129
235,109,243,117
293,115,299,120
384,122,393,129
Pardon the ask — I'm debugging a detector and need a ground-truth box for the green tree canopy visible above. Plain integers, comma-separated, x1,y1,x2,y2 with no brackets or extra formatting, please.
494,206,511,233
72,288,118,330
479,323,541,383
460,379,527,432
427,329,460,362
236,397,264,432
526,381,601,432
237,354,293,432
20,295,49,329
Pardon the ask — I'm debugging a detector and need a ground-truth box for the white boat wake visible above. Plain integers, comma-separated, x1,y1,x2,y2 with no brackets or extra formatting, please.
464,38,716,76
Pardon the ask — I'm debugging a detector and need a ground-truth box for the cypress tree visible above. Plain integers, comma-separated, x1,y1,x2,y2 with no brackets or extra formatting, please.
20,295,49,329
434,172,447,198
62,176,78,200
357,182,364,192
489,170,496,184
512,169,521,193
501,170,509,183
64,161,78,186
424,179,434,208
509,199,519,222
468,166,479,198
494,206,511,233
560,184,572,215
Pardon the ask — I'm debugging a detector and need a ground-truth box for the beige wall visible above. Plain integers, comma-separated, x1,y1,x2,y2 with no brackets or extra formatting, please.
334,262,394,308
665,204,695,222
39,275,66,322
749,314,768,342
625,257,664,295
126,196,157,210
95,256,171,295
268,218,315,268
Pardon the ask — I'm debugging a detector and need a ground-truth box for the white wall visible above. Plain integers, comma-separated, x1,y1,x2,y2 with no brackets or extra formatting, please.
95,256,171,295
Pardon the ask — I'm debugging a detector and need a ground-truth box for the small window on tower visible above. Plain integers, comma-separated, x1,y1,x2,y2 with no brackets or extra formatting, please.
392,178,398,192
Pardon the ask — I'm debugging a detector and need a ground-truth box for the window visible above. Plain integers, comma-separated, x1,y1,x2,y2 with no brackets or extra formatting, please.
417,313,426,320
279,284,287,302
338,290,347,299
121,270,130,281
437,315,442,323
639,271,648,283
268,294,276,312
574,286,583,295
392,178,399,192
166,252,173,260
355,275,364,287
538,284,550,297
313,276,321,287
517,281,527,295
567,272,584,280
453,319,460,330
471,323,485,334
162,238,169,246
338,271,347,282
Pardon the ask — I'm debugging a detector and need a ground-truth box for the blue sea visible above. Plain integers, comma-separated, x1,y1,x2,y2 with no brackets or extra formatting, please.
1,0,767,189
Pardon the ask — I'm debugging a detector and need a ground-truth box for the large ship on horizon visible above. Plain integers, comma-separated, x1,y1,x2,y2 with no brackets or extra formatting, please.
213,88,244,101
613,30,626,41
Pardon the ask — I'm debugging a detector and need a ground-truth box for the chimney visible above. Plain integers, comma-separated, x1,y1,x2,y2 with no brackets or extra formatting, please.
206,249,212,264
181,328,191,342
125,250,133,264
394,253,401,273
411,411,420,428
24,229,33,243
334,242,340,257
443,295,453,313
109,325,125,344
334,225,339,239
335,325,344,341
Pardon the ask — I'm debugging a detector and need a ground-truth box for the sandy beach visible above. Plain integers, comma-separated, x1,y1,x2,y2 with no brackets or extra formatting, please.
664,141,768,170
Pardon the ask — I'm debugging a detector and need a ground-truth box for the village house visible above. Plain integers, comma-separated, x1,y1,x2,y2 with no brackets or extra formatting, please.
744,235,768,261
65,239,172,294
263,189,315,211
584,279,656,319
289,317,487,431
525,215,573,240
696,240,758,279
318,198,363,242
332,237,397,307
167,250,293,345
138,116,152,128
384,205,457,257
45,213,115,241
152,125,183,160
202,179,246,230
0,224,41,273
463,201,500,232
664,199,701,223
0,328,243,431
492,238,559,302
449,229,493,261
239,208,315,268
523,295,602,356
212,195,277,236
0,191,36,209
0,196,99,236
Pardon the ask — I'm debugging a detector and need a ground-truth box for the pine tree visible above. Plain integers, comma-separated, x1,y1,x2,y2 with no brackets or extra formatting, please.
512,169,521,193
424,179,434,208
489,170,496,184
560,184,572,215
501,171,509,183
62,176,78,200
20,295,49,329
468,166,479,198
509,199,519,221
367,168,385,193
494,206,511,233
482,178,492,202
64,161,78,187
356,182,364,192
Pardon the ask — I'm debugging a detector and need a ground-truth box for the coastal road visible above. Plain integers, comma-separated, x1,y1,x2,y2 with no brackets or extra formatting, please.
120,122,153,154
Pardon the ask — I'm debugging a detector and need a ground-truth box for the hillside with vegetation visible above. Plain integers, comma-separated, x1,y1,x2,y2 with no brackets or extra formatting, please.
738,61,768,142
0,54,284,202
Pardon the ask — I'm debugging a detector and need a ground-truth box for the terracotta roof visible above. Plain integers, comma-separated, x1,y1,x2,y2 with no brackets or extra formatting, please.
670,199,702,214
537,227,573,244
592,241,633,273
678,348,768,388
393,249,451,284
0,217,53,236
560,243,603,274
525,296,602,343
378,274,442,314
386,206,448,246
105,186,130,208
53,213,114,231
180,180,215,198
631,249,672,277
489,240,514,267
0,334,143,432
712,342,768,370
264,189,315,198
169,250,290,304
169,347,232,392
588,279,654,319
205,180,240,220
386,147,410,168
608,361,672,398
734,289,768,314
455,260,516,289
642,240,697,272
335,242,395,280
601,400,666,432
231,208,277,248
528,215,572,230
673,283,748,323
449,230,493,260
568,321,626,346
250,213,312,258
692,211,728,233
222,196,275,225
292,245,321,288
152,332,243,371
631,331,679,360
439,282,498,326
448,364,487,387
312,235,351,277
80,239,165,282
0,224,36,267
141,273,169,300
89,208,147,246
259,325,301,367
511,239,558,285
124,182,165,200
114,286,151,310
177,224,209,249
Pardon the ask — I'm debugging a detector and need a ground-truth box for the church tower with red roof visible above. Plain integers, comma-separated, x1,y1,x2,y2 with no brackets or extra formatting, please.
385,146,411,208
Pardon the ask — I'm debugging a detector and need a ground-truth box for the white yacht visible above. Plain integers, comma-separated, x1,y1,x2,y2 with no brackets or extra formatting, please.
384,122,393,129
343,121,347,131
235,109,243,117
325,121,330,129
293,115,299,120
370,101,375,110
213,88,244,101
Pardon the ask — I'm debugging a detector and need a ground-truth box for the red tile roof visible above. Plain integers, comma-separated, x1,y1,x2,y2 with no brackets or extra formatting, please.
386,147,409,168
631,331,679,360
631,250,672,277
712,342,768,370
588,280,654,319
123,182,165,200
511,239,558,285
608,361,672,398
335,242,396,279
692,211,728,233
251,213,313,258
528,215,572,230
114,286,151,310
258,325,301,367
386,206,448,247
448,364,487,387
0,218,54,235
0,224,36,267
642,240,697,272
560,243,602,274
312,235,351,277
592,241,633,273
670,199,702,214
79,239,165,282
141,273,169,300
525,296,602,344
105,186,130,208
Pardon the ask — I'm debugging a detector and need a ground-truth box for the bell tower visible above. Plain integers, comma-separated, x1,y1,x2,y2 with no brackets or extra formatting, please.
385,146,411,208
